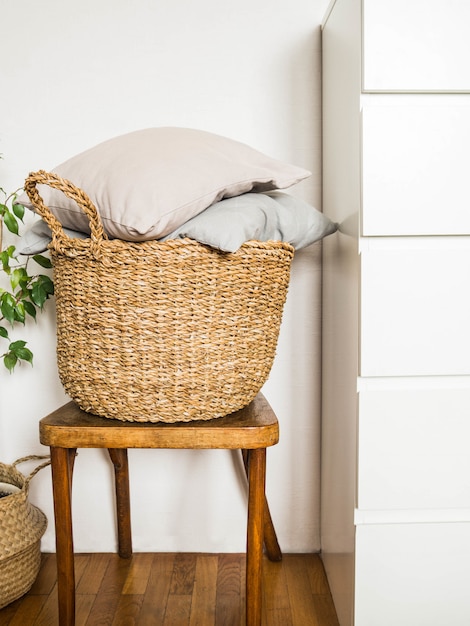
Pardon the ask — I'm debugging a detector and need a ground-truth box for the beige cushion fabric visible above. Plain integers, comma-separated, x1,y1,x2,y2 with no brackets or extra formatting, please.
19,127,310,241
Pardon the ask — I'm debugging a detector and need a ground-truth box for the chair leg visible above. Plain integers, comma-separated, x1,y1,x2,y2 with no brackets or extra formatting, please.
246,448,266,626
50,446,76,626
242,449,282,562
107,448,132,558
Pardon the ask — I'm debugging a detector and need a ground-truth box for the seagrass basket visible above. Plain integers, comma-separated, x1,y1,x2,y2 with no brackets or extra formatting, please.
0,456,50,609
24,171,294,423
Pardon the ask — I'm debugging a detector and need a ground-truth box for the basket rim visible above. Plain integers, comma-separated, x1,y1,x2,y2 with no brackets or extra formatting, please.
0,465,25,490
48,236,295,258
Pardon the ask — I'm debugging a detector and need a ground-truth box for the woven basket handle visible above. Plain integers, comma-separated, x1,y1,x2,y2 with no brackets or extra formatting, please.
12,454,51,489
24,170,107,245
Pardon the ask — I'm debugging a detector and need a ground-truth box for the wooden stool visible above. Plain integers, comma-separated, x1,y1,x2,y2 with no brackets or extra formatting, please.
39,393,282,626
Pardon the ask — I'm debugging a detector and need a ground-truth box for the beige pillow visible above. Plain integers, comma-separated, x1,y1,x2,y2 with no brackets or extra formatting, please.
20,127,311,241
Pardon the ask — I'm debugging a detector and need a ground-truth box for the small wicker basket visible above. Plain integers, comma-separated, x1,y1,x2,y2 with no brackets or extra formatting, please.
24,171,294,423
0,456,50,609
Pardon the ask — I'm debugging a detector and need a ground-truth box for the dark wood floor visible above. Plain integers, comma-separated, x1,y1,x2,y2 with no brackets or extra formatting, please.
0,552,339,625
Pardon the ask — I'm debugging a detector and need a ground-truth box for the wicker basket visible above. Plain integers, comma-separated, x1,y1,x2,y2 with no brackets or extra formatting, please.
24,171,294,423
0,456,50,609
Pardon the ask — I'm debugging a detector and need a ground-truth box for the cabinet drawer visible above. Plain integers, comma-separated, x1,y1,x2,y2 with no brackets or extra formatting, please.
360,245,470,376
362,99,470,236
363,0,470,92
357,388,470,510
355,523,470,626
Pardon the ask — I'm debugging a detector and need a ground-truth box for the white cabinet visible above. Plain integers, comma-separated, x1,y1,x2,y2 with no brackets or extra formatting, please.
355,524,470,626
362,99,470,235
362,0,470,92
357,388,470,510
360,244,470,376
321,1,470,624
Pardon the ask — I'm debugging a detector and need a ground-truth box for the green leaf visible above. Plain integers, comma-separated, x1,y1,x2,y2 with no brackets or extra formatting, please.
2,291,16,304
14,347,33,363
1,293,16,324
3,209,19,235
31,275,54,302
18,276,31,291
31,282,47,307
0,326,9,339
0,250,11,273
12,202,25,221
23,301,37,319
4,352,17,372
9,340,27,350
0,202,7,217
40,275,54,295
32,254,53,269
9,341,33,366
14,302,26,324
10,267,28,290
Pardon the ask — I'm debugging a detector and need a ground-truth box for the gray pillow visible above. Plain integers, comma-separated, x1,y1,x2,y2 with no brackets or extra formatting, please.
18,127,311,241
15,220,88,256
17,192,337,255
162,191,338,252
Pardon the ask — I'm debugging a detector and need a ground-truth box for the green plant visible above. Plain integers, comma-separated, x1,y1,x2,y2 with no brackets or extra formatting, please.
0,184,54,372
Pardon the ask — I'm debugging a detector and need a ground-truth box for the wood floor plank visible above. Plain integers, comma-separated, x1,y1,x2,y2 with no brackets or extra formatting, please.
111,594,144,625
169,553,197,595
305,555,340,626
0,599,20,624
163,594,192,625
306,554,333,595
74,554,91,587
75,594,96,626
284,554,322,626
86,554,131,625
76,553,112,595
122,553,154,596
31,586,59,626
138,553,175,625
263,606,293,626
215,554,244,626
262,556,293,626
0,552,340,625
5,596,48,626
189,554,218,626
311,595,341,626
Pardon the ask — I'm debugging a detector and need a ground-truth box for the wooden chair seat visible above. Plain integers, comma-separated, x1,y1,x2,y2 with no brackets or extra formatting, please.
39,392,281,625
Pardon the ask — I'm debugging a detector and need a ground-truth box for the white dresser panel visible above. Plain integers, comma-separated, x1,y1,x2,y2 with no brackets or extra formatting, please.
357,387,470,510
355,523,470,626
362,99,470,236
362,0,470,92
360,244,470,377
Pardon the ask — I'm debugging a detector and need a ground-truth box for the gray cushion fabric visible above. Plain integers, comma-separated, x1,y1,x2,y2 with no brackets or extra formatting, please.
17,191,337,255
161,191,338,252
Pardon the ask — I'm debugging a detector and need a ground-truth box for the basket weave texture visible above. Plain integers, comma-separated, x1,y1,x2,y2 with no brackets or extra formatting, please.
24,171,294,423
0,456,49,609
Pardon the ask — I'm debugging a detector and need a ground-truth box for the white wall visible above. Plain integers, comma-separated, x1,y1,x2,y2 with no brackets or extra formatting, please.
0,0,329,553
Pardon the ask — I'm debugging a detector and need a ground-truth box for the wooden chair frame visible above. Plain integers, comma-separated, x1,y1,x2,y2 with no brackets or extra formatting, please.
40,393,281,626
